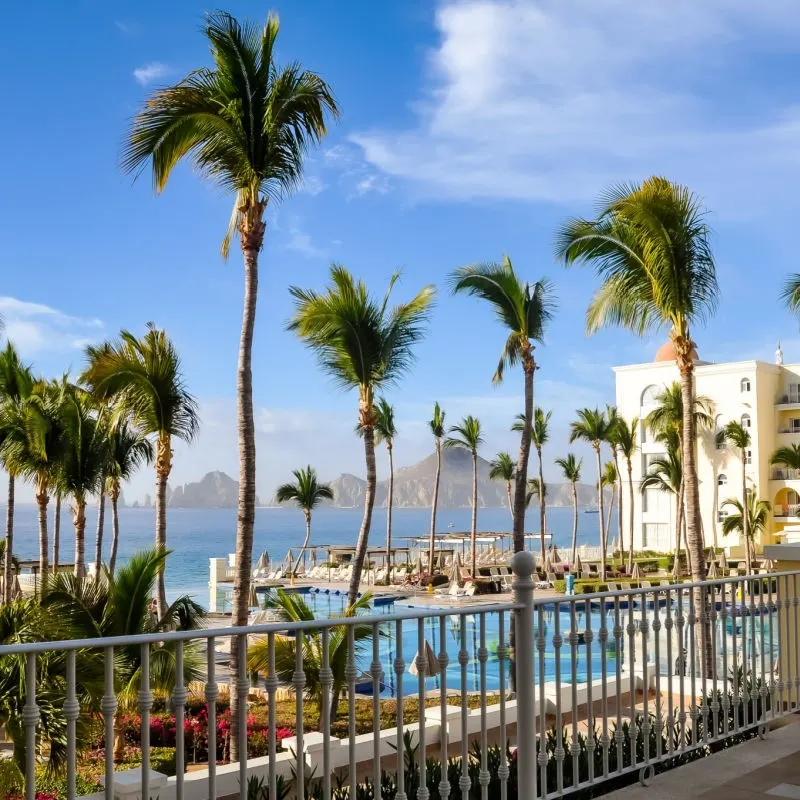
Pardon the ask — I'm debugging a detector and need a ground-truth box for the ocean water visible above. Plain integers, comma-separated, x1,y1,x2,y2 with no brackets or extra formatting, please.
2,503,617,608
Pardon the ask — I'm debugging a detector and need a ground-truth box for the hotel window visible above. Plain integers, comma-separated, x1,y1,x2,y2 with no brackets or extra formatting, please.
641,419,648,444
718,474,727,487
789,383,800,403
790,418,800,433
640,385,659,406
642,523,668,548
741,413,751,429
745,449,752,465
740,377,751,392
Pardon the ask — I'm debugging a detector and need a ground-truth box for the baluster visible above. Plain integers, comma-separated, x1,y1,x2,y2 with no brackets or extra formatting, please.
206,637,217,800
569,600,579,786
652,589,663,760
294,630,306,800
478,614,489,800
664,588,674,756
720,582,730,739
64,650,78,800
584,597,594,785
676,587,686,751
439,616,452,800
759,576,768,729
741,579,750,730
173,641,187,800
265,634,277,800
750,578,759,727
688,588,698,748
139,644,152,800
552,603,565,794
372,623,382,794
459,613,470,800
598,599,609,780
237,635,249,800
768,576,777,718
24,652,39,800
639,591,650,766
791,574,799,712
346,626,357,800
321,628,333,800
699,585,709,745
614,596,625,768
627,594,636,771
103,647,116,800
395,619,407,800
710,586,719,741
732,579,741,733
535,605,547,795
418,618,430,800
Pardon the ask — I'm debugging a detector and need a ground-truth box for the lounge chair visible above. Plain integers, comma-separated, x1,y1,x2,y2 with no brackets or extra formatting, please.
620,582,632,592
640,580,652,589
606,582,619,592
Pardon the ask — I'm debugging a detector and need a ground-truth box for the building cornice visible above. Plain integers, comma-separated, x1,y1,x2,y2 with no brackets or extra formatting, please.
613,359,783,375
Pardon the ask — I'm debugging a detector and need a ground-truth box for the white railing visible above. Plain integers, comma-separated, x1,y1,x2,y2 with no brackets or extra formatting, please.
774,503,800,518
4,556,800,799
772,468,800,480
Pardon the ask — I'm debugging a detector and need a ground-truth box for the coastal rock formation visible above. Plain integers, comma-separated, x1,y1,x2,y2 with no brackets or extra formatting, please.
168,470,261,508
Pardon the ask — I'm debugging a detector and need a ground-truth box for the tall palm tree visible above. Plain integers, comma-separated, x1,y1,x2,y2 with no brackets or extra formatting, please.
288,266,434,605
446,416,483,578
373,399,397,582
716,420,752,571
601,460,618,547
105,423,154,575
604,405,624,566
123,13,338,760
489,451,515,518
275,466,333,575
0,344,33,602
721,494,770,573
569,408,611,580
609,416,639,571
92,408,112,571
428,402,446,574
449,258,556,554
531,407,552,561
525,477,546,510
555,454,583,565
557,177,719,601
81,325,199,613
52,494,62,573
771,443,800,472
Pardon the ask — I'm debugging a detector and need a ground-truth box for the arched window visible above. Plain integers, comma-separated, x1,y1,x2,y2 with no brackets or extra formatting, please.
640,385,659,406
741,377,751,392
741,413,751,429
718,474,727,487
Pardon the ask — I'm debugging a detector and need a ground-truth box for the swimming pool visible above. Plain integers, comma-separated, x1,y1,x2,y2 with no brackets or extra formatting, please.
266,589,780,698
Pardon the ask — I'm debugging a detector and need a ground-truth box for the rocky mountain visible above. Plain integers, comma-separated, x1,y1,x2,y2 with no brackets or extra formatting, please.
168,471,261,509
322,448,602,509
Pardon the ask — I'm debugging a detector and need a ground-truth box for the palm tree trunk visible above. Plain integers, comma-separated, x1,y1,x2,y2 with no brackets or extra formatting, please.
154,434,171,617
512,352,535,553
294,513,312,574
741,448,750,574
4,474,14,604
428,440,442,577
52,493,61,573
672,492,682,580
230,218,263,764
615,453,623,562
35,476,49,580
626,459,635,572
595,446,606,581
505,481,513,519
109,488,121,575
348,403,377,606
606,485,616,545
570,482,579,566
73,499,86,579
94,491,106,572
471,451,478,578
386,443,394,582
537,447,546,564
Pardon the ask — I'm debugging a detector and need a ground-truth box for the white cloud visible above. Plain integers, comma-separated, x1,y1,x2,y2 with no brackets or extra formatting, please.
351,0,800,216
299,175,326,196
355,174,390,196
0,297,104,358
284,223,327,259
133,62,171,86
321,144,393,198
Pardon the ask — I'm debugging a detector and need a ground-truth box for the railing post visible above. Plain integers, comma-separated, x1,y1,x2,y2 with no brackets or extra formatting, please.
510,550,536,799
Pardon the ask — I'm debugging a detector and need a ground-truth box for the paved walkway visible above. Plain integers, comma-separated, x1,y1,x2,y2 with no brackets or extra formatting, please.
601,717,800,799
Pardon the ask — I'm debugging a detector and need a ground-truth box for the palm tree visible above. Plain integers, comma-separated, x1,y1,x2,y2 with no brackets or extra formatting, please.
275,466,333,575
42,548,205,761
604,405,624,566
428,402,446,574
601,460,618,547
123,13,338,760
569,408,611,579
449,258,556,554
557,177,719,600
81,325,199,614
489,451,515,518
92,409,112,571
247,588,372,720
531,408,552,561
0,344,33,602
555,454,583,565
446,416,483,578
288,266,434,605
608,416,639,572
373,399,397,582
525,477,546,509
721,494,770,572
771,444,800,472
716,421,752,571
105,423,154,575
52,493,61,573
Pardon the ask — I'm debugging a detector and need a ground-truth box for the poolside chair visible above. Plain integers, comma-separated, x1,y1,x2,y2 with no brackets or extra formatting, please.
546,572,557,586
640,580,652,589
606,582,619,592
620,582,632,592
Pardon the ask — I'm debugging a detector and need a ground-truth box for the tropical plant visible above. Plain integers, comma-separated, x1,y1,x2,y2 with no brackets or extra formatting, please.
41,547,205,761
247,588,372,719
721,494,770,572
555,454,583,565
123,12,338,759
604,405,624,566
557,177,719,609
288,266,434,605
531,408,552,561
373,399,397,582
569,408,611,579
449,258,556,554
645,382,713,440
601,460,618,546
771,444,800,471
427,402,446,574
525,477,546,509
0,344,33,602
104,423,154,574
781,274,800,318
716,421,752,571
52,494,62,573
446,416,483,577
275,466,333,574
488,451,515,519
608,415,638,572
82,325,199,615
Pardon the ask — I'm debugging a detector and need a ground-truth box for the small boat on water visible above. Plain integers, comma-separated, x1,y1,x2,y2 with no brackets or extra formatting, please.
584,508,599,514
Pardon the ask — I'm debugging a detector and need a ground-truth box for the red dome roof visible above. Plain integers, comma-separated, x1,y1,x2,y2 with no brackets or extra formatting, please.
654,341,698,362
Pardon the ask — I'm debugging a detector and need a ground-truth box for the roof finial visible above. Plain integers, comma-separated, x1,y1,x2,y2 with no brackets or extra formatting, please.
776,340,784,366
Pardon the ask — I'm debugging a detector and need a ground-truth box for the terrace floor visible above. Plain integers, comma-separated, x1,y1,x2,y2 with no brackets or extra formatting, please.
601,715,800,799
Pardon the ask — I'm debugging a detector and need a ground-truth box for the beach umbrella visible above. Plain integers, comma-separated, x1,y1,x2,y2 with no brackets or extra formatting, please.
719,551,729,570
573,553,582,574
309,549,317,568
285,549,295,572
449,552,463,587
256,551,270,570
763,558,775,572
551,546,561,565
630,562,642,579
544,555,553,573
415,555,424,576
248,583,259,608
408,640,440,676
707,560,718,578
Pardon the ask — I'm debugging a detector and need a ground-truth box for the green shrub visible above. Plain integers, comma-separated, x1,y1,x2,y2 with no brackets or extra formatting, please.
120,746,178,777
552,579,566,594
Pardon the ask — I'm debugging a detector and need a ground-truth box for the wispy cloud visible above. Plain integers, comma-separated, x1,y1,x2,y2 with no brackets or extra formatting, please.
133,62,171,86
285,223,327,259
0,297,104,357
115,20,141,35
322,144,393,198
299,175,326,196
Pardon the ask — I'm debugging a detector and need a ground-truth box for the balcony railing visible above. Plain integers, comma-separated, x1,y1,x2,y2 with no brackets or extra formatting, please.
4,557,799,800
774,503,800,517
778,428,800,434
777,392,800,404
771,468,800,481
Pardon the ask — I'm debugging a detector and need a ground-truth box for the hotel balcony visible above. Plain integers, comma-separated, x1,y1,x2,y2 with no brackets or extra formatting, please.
776,392,800,409
771,468,800,481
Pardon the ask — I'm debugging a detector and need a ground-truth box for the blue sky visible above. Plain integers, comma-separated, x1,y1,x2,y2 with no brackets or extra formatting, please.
3,0,800,502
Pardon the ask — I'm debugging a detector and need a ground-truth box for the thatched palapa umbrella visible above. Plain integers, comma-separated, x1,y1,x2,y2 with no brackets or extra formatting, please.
630,562,642,580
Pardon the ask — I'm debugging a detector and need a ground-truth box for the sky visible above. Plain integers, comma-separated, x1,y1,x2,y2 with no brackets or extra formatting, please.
3,0,800,504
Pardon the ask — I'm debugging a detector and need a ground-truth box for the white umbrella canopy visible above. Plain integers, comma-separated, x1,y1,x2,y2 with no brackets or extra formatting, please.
551,546,561,565
573,553,582,574
448,552,463,587
256,551,270,570
630,562,642,580
409,640,441,677
718,550,729,570
248,583,259,608
544,555,553,573
707,560,719,578
309,549,317,568
285,549,295,572
414,555,424,576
